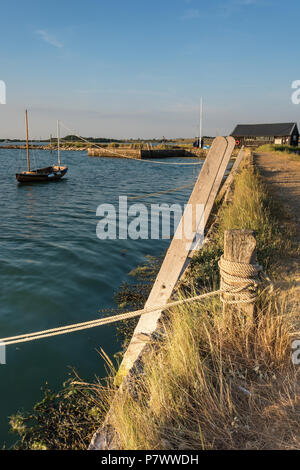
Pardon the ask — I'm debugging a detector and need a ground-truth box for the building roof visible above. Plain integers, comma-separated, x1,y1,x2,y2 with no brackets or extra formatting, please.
231,123,298,137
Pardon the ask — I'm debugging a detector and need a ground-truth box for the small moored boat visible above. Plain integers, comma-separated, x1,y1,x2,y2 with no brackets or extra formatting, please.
16,111,68,183
16,165,68,183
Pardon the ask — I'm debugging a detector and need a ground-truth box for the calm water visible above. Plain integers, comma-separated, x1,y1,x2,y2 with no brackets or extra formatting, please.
0,147,201,446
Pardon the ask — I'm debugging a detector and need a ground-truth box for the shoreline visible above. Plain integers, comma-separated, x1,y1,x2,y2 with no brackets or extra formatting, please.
9,152,300,450
0,145,207,159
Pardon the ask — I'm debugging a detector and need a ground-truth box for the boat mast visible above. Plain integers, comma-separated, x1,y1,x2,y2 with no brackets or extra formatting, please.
199,97,203,149
57,120,61,166
25,110,30,171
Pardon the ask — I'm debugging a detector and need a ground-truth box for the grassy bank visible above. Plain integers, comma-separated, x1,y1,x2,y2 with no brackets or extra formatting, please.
9,158,300,450
105,159,300,450
256,144,300,161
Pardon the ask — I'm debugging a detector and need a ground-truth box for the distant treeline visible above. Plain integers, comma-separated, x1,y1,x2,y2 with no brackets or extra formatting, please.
0,135,214,143
59,135,121,143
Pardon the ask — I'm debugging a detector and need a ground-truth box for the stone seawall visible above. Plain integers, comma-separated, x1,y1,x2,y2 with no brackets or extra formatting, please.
88,147,206,159
0,144,206,158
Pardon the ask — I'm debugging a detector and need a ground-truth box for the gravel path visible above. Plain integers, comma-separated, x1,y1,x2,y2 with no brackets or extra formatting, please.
255,152,300,241
254,152,300,304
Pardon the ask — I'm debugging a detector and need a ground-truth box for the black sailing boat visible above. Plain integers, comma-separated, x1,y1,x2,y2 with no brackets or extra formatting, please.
16,111,68,183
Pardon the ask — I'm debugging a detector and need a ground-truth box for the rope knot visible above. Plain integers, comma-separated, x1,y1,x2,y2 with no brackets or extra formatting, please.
218,255,263,305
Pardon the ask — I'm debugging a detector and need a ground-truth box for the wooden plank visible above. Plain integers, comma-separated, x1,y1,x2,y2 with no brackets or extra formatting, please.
116,136,235,382
217,147,245,201
187,136,236,257
203,136,237,223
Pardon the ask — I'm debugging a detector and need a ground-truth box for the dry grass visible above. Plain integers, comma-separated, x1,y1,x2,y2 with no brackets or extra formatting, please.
256,144,300,162
106,158,300,450
109,293,300,450
216,161,294,271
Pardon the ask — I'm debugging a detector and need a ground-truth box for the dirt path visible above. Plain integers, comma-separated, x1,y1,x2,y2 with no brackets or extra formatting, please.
255,152,300,240
254,152,300,305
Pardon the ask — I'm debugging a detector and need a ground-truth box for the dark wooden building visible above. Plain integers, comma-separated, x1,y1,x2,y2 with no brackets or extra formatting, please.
231,122,299,147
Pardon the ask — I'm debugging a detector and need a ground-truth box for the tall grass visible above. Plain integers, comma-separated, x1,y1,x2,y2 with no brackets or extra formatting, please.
109,294,300,450
256,144,300,161
107,159,300,450
186,159,296,293
216,163,292,270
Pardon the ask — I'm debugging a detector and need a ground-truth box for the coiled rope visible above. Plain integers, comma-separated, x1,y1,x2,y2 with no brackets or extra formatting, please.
218,255,263,304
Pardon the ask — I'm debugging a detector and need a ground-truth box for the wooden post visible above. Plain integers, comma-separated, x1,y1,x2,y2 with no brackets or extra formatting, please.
222,229,257,319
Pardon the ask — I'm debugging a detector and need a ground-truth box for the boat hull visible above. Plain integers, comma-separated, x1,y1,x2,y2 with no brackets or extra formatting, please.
16,166,68,183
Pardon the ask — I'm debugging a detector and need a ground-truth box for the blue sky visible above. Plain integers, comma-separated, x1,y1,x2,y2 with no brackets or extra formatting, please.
1,0,300,139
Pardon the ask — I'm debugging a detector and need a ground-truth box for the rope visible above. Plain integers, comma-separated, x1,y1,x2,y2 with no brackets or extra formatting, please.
218,255,263,305
0,290,222,346
0,247,272,346
0,258,273,346
59,122,203,166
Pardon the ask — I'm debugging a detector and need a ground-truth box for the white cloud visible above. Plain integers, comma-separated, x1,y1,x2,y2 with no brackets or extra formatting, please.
36,30,63,48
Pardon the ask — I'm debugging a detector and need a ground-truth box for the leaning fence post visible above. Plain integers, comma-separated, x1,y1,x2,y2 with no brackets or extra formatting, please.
219,229,260,319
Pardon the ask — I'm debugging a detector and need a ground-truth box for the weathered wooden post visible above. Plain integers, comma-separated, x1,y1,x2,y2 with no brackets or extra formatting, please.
220,229,260,319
